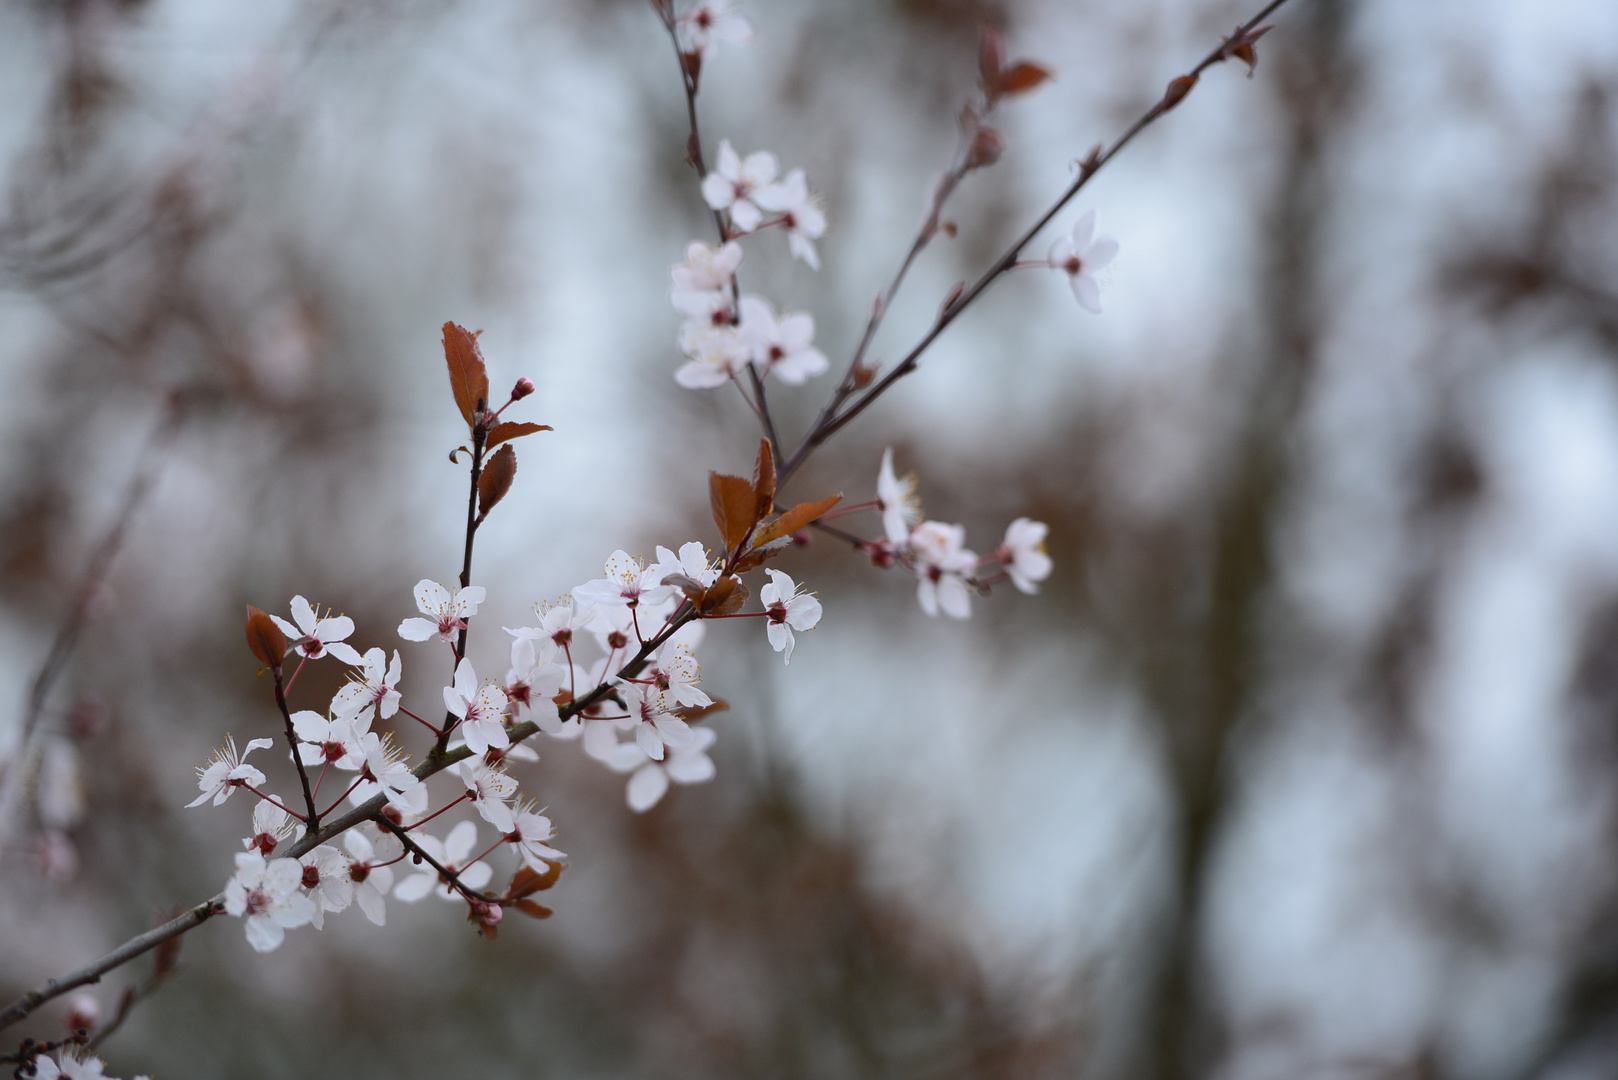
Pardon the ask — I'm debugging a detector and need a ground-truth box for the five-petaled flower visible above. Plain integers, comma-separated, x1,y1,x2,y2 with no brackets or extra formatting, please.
186,736,274,808
998,518,1052,594
740,296,829,384
506,804,567,871
269,596,364,665
701,140,779,233
331,647,403,722
223,851,317,953
677,0,754,60
394,820,492,903
1048,210,1119,313
876,448,921,545
910,521,978,620
444,658,511,756
760,569,823,664
398,579,486,645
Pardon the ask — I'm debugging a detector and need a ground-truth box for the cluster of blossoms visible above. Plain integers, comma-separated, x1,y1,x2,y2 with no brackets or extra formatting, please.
189,527,829,952
860,449,1052,619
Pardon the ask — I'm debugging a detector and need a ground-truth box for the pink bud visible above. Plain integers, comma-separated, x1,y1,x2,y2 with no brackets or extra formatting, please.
65,993,100,1034
512,377,535,401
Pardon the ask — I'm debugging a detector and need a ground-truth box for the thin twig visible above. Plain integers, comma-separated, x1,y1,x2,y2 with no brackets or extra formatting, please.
271,666,319,830
374,816,499,906
0,398,187,849
435,417,488,758
777,0,1294,485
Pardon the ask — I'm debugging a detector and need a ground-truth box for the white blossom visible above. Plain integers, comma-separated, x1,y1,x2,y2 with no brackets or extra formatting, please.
299,844,354,929
455,759,519,833
998,517,1052,594
224,852,316,953
331,647,402,722
398,579,486,644
343,830,397,926
243,800,294,856
677,0,754,60
876,448,921,545
1048,210,1118,313
269,596,363,665
739,295,828,384
607,726,718,812
910,521,977,620
701,140,778,232
760,569,822,664
186,736,274,809
507,805,566,871
444,658,510,756
754,169,827,269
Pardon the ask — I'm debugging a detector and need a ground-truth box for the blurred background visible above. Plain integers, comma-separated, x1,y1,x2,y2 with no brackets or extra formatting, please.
3,0,1618,1077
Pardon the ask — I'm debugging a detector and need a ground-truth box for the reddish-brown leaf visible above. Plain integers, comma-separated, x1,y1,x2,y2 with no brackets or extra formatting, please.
978,27,1005,93
752,439,776,519
998,61,1051,95
660,573,708,605
513,899,554,919
709,471,759,552
477,444,517,521
486,421,552,450
244,606,287,670
506,860,563,898
699,575,749,616
752,493,843,549
442,322,490,430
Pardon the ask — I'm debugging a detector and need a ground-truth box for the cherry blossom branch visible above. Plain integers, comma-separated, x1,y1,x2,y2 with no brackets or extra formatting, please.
3,597,696,1033
271,665,320,830
657,5,784,464
0,396,187,848
85,945,177,1053
775,0,1292,485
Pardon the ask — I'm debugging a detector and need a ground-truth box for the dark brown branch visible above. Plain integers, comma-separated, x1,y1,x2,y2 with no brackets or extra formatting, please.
271,667,319,830
374,816,500,906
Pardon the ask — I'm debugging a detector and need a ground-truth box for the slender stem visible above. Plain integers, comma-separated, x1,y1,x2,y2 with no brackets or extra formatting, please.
271,666,320,831
375,816,497,906
404,792,470,832
0,900,219,1031
244,787,306,822
318,776,366,819
436,418,488,758
776,0,1294,485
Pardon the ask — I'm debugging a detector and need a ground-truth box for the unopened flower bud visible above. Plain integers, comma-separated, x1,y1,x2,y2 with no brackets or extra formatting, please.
607,630,629,649
964,125,1004,171
792,530,812,546
512,377,535,401
65,994,100,1034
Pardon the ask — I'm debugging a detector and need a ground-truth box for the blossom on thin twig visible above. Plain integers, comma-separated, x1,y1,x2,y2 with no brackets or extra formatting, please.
269,596,364,665
331,647,403,722
754,169,827,268
998,518,1052,594
877,448,921,544
910,521,978,620
398,579,486,644
443,658,511,756
186,736,274,809
677,0,754,60
740,296,828,384
223,851,316,953
760,568,822,664
1047,210,1119,313
394,821,492,902
702,140,779,232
